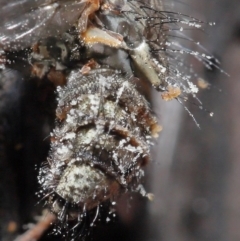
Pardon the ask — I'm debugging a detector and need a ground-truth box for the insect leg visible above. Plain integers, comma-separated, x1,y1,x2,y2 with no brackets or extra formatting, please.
78,0,101,33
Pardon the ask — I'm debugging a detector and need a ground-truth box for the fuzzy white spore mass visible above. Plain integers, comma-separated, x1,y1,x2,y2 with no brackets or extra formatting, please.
56,163,110,204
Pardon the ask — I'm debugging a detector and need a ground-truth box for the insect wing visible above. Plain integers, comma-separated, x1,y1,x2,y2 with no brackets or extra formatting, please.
0,0,88,50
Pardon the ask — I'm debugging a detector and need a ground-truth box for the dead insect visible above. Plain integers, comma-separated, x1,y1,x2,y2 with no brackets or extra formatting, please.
0,0,219,239
39,68,160,230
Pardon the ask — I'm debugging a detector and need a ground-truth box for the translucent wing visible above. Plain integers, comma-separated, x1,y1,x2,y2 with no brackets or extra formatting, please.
0,0,88,50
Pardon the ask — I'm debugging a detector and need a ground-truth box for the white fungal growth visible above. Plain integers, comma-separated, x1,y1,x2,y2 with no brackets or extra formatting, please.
56,163,110,204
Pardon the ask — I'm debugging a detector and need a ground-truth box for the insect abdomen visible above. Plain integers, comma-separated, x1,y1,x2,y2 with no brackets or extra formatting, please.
40,68,160,219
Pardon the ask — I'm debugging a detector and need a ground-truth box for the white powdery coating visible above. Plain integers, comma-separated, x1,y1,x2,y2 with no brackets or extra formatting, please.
152,58,167,73
77,129,98,145
56,143,73,161
64,132,76,140
56,164,109,204
88,95,101,114
188,82,199,94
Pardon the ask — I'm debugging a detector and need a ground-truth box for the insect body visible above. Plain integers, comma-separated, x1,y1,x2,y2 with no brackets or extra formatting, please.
0,0,172,90
40,68,160,223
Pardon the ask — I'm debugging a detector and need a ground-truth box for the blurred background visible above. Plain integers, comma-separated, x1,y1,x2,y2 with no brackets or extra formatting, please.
149,0,240,241
1,0,240,241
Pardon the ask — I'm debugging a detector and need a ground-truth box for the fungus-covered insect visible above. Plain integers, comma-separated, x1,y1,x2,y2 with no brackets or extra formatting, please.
0,0,220,239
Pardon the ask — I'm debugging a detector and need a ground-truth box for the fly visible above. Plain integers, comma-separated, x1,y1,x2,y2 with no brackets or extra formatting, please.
0,0,218,239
